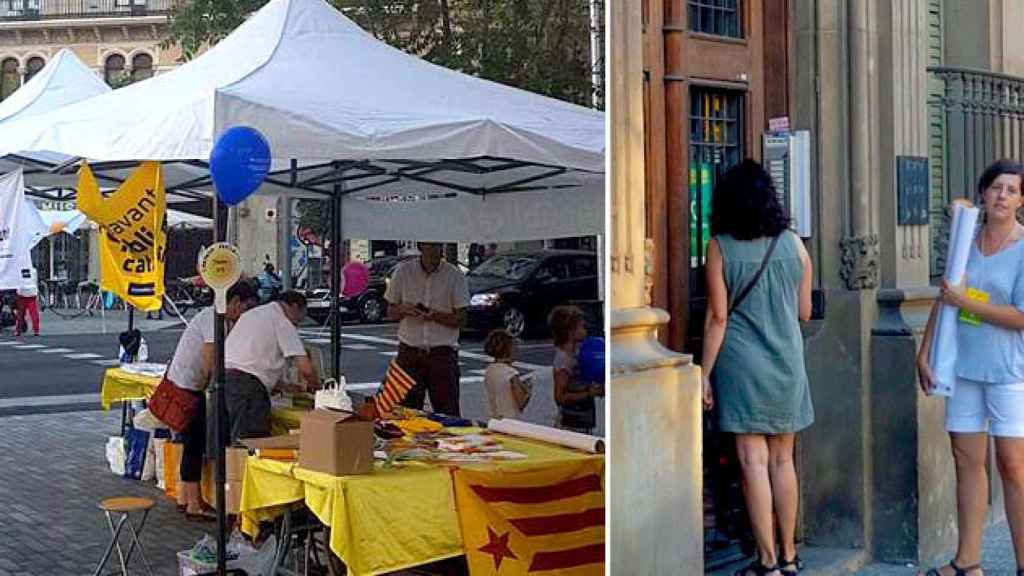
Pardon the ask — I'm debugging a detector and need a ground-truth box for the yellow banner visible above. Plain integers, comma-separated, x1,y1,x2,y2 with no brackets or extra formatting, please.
453,459,605,576
78,162,166,311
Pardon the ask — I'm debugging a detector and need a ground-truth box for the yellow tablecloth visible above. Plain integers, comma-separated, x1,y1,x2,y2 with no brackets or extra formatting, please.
238,432,604,576
100,368,160,410
100,367,306,435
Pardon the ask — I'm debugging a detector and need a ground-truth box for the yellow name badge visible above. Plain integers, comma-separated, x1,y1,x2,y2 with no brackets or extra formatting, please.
959,287,990,326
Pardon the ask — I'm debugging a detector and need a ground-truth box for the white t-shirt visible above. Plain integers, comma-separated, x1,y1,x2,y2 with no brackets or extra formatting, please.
225,302,307,392
167,307,215,391
16,268,37,298
484,362,522,420
385,259,470,348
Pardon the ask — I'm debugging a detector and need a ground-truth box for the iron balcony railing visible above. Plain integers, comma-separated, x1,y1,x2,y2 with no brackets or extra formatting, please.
0,0,175,21
927,65,1024,275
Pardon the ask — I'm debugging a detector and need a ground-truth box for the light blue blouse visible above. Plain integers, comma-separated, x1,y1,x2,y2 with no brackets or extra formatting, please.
956,237,1024,383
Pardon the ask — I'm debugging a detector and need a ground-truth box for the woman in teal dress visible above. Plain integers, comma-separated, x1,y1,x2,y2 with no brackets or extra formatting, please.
702,159,815,576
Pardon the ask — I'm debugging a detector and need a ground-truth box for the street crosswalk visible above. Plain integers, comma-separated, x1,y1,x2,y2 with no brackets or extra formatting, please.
0,329,552,378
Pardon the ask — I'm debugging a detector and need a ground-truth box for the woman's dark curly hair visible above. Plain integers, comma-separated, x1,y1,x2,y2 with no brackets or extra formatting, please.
709,159,791,240
976,158,1024,202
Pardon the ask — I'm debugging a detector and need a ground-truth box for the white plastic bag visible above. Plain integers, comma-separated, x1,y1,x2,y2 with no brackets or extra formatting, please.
152,437,166,487
132,408,166,432
230,532,277,576
105,436,125,476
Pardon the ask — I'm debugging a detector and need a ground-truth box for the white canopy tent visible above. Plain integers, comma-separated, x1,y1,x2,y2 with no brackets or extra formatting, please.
0,0,605,242
0,49,213,212
0,49,110,195
0,3,604,551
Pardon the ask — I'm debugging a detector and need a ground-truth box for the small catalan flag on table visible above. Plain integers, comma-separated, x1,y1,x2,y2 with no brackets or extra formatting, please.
372,358,418,417
453,459,605,575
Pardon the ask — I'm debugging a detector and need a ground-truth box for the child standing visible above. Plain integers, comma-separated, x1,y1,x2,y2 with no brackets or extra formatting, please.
548,305,602,434
15,267,39,337
483,329,532,419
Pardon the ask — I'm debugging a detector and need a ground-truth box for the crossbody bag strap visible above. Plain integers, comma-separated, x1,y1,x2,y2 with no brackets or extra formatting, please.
728,233,782,315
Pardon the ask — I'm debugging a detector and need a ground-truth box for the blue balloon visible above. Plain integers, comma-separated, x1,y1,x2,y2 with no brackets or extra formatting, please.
210,126,271,206
578,336,605,384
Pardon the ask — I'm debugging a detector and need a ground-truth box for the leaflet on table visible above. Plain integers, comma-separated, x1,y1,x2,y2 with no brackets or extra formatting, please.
120,362,168,377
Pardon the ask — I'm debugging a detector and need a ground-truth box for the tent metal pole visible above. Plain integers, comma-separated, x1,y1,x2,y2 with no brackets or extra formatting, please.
331,181,342,379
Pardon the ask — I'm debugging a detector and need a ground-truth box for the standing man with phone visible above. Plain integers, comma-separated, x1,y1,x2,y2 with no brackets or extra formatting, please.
385,242,470,416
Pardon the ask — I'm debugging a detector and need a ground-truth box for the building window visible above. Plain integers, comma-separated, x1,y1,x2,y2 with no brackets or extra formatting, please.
131,53,153,82
0,58,19,100
689,87,744,268
688,0,742,38
104,54,125,86
24,56,44,83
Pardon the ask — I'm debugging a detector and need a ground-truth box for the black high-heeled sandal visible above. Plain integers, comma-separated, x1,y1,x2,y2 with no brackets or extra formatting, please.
779,554,803,574
924,560,981,576
734,560,779,576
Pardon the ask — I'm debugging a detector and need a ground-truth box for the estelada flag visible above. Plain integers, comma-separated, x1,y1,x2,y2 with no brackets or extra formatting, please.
77,162,166,312
453,459,605,575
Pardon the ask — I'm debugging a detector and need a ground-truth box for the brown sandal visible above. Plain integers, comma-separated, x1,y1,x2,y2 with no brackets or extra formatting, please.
735,560,780,576
779,555,803,574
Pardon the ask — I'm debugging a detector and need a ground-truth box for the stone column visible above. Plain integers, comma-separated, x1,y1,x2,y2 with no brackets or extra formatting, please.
609,1,703,574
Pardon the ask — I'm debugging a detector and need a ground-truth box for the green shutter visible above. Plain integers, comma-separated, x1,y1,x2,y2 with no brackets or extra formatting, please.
928,0,945,277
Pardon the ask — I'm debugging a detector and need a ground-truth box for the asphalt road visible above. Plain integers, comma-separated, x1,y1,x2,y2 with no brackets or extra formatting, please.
0,315,605,435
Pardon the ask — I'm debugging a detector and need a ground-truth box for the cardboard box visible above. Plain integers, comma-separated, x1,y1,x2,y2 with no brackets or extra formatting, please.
240,435,301,451
226,447,248,483
225,480,243,515
299,409,375,476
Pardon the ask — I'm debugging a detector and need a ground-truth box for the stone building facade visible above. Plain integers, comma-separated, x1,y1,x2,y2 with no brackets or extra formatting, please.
0,0,181,98
633,0,1024,571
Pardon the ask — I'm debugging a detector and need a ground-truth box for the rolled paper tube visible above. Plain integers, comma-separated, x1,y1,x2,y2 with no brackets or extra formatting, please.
928,204,980,397
487,418,604,454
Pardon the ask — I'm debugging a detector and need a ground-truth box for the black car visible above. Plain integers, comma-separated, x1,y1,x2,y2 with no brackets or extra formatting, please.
306,255,414,325
466,250,599,338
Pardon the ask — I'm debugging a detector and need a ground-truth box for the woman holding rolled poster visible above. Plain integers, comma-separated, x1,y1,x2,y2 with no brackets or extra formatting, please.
917,159,1024,576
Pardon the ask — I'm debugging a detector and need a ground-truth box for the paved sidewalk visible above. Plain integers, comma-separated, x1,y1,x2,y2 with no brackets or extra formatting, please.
855,520,1019,575
0,410,206,575
714,522,1018,576
0,410,462,575
0,308,184,337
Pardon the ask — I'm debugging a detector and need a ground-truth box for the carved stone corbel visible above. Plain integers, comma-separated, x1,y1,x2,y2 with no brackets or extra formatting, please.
840,233,880,290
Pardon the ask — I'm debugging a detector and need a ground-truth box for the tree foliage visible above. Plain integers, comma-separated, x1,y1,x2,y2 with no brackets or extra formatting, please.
165,0,603,240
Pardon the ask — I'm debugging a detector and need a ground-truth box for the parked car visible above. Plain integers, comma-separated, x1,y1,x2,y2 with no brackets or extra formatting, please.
466,250,599,338
305,255,415,325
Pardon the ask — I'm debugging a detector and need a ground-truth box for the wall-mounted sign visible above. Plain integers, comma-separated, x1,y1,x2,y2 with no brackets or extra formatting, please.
768,116,790,134
897,156,929,226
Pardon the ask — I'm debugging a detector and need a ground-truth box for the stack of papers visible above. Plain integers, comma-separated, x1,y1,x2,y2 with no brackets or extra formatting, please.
121,363,167,377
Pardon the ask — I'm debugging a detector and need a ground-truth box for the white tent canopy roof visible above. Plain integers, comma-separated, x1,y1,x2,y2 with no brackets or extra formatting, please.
0,0,605,241
0,48,109,126
0,0,603,171
0,49,111,194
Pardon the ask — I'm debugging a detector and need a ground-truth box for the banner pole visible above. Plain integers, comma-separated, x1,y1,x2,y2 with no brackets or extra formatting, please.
212,193,227,576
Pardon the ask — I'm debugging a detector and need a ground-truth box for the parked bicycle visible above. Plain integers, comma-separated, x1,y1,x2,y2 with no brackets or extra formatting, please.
163,275,213,315
39,279,122,319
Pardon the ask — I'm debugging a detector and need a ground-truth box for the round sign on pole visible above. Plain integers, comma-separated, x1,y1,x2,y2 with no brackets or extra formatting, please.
199,243,242,313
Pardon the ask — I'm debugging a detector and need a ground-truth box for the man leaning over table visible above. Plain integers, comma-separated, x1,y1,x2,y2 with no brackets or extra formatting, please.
385,242,470,416
166,280,257,520
218,290,321,446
